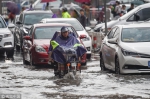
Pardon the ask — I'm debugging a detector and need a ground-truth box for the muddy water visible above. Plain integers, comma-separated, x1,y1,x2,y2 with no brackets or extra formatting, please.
0,51,150,99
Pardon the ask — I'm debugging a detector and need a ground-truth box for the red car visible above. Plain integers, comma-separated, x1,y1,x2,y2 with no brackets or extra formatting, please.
22,23,87,66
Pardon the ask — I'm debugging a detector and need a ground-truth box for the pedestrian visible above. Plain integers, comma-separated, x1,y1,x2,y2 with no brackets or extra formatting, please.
29,1,33,10
8,12,15,22
121,5,127,16
62,7,71,18
21,7,26,13
79,9,86,29
70,9,80,19
127,3,134,12
45,2,49,10
115,1,121,17
96,8,104,23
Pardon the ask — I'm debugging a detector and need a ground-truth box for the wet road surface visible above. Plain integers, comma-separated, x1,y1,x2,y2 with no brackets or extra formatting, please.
0,51,150,99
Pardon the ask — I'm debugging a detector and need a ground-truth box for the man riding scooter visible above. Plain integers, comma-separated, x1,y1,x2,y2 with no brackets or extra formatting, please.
48,26,86,78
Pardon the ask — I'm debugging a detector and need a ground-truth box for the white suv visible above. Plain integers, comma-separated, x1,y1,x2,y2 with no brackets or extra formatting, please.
0,15,15,58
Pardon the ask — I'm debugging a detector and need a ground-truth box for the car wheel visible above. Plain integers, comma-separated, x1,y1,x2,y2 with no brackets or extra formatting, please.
6,48,14,58
100,54,106,71
86,54,91,60
22,51,28,65
115,57,120,74
0,50,5,56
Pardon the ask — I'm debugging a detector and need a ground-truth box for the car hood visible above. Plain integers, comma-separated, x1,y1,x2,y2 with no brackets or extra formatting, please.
34,39,50,49
102,20,119,29
0,28,11,34
120,42,150,55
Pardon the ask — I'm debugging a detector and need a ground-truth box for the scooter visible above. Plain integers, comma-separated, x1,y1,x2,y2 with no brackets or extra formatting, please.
53,46,81,79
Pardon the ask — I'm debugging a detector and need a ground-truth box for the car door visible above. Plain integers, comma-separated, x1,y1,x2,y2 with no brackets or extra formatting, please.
102,27,117,68
107,27,120,70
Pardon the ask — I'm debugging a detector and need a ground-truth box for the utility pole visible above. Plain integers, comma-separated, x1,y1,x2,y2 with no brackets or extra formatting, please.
104,0,107,34
0,0,2,15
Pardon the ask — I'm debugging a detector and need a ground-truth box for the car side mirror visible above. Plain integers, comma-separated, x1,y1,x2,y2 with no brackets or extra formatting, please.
80,35,87,39
85,27,91,31
16,21,22,25
23,36,32,40
108,38,117,44
8,23,15,28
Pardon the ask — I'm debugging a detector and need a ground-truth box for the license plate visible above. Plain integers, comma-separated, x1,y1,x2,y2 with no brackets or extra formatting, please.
148,61,150,68
72,63,76,67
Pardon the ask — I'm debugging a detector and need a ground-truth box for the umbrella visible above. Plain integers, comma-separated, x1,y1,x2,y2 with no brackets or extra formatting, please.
106,1,116,5
41,0,56,3
75,0,90,3
6,1,19,14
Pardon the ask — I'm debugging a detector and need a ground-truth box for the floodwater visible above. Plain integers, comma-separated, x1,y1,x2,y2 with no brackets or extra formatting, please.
0,51,150,99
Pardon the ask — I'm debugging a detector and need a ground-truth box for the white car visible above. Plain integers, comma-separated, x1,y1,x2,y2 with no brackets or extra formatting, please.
99,3,150,35
100,24,150,74
40,18,92,59
0,15,15,58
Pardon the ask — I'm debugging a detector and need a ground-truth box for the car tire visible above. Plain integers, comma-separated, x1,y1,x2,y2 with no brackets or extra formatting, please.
100,54,106,71
0,51,5,56
22,51,28,65
86,54,91,60
6,48,14,58
115,57,120,74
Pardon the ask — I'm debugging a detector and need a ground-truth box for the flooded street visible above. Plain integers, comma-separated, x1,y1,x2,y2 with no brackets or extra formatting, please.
0,51,150,99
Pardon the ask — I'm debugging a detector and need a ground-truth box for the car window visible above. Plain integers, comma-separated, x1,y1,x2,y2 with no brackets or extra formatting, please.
0,17,7,28
127,8,150,21
122,27,150,42
47,20,83,31
34,26,77,39
113,28,120,38
107,27,117,39
23,13,53,25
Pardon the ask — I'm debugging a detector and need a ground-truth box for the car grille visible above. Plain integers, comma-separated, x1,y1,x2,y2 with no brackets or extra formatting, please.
123,65,150,69
0,35,3,42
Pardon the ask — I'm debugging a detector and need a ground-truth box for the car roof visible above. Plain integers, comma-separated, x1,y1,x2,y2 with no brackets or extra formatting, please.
116,23,150,28
34,23,72,27
41,18,78,21
23,10,53,14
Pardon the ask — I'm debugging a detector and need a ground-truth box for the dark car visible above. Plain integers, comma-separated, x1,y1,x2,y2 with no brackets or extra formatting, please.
14,10,53,50
22,23,87,66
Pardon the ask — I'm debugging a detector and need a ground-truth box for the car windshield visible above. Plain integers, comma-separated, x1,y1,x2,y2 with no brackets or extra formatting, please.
47,20,83,31
34,26,77,39
122,28,150,42
24,13,53,25
0,17,6,28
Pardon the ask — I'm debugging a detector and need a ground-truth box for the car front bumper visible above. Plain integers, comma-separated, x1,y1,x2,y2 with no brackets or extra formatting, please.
119,54,150,74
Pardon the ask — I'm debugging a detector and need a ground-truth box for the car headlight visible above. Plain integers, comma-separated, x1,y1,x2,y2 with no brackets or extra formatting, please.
3,33,11,38
121,49,138,56
81,37,90,41
35,46,46,53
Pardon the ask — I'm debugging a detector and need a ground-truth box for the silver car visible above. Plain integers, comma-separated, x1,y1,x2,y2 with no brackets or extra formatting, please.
100,24,150,74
